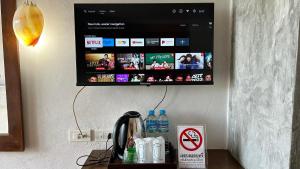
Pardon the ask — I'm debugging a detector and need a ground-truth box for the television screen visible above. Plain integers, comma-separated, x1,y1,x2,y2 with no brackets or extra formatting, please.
74,3,214,86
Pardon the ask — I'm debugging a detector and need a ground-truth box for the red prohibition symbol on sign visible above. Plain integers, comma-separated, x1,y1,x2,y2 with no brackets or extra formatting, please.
180,128,203,151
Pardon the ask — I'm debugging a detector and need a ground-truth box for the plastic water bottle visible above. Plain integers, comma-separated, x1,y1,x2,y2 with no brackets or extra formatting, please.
158,109,169,142
158,109,170,154
146,110,157,137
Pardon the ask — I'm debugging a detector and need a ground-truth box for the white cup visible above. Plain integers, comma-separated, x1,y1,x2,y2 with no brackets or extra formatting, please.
143,137,154,163
135,138,148,163
153,136,165,163
135,137,165,163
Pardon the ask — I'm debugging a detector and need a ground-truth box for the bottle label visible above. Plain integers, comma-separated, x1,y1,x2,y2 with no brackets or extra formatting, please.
147,120,157,133
159,120,169,132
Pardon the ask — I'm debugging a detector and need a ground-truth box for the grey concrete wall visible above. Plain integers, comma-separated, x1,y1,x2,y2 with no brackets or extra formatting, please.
291,22,300,169
229,0,300,169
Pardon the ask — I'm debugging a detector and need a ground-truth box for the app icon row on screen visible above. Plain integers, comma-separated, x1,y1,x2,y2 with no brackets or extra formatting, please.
84,37,190,48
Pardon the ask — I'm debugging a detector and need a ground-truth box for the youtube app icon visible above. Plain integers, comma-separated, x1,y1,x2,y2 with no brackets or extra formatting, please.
130,38,144,47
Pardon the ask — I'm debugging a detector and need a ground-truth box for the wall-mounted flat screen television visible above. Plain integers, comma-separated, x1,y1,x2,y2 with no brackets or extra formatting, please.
74,3,214,86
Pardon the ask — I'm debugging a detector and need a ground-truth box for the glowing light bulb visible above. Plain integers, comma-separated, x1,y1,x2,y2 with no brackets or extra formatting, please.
12,1,44,47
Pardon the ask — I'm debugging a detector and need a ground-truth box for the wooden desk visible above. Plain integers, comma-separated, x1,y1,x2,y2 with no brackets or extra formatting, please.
82,149,243,169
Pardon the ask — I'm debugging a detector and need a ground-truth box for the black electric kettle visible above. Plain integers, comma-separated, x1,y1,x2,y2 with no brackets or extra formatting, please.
112,111,145,160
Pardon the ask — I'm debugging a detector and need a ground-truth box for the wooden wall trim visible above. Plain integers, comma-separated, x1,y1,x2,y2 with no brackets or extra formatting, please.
0,0,24,151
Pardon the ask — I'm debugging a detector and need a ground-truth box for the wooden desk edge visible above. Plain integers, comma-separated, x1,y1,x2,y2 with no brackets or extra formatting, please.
81,149,244,169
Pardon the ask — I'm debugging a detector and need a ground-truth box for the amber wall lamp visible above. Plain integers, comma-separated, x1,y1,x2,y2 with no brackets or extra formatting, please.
12,0,44,46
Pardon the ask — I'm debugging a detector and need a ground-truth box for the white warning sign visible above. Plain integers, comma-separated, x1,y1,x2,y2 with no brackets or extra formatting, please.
177,125,206,168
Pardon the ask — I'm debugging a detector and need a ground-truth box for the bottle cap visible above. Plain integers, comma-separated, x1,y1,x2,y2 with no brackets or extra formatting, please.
160,109,166,115
148,110,155,116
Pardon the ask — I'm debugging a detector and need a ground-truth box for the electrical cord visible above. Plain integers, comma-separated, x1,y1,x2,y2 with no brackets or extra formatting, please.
143,85,168,122
76,134,112,167
74,85,168,131
73,85,168,166
153,85,168,111
72,86,86,136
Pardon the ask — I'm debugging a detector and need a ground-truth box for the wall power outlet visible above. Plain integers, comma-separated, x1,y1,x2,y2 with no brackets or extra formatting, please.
69,129,91,142
94,130,111,142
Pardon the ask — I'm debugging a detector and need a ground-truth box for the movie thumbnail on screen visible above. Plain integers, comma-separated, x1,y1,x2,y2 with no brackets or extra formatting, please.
146,74,174,83
85,53,115,70
130,74,145,82
116,74,129,82
204,73,212,82
205,52,213,69
175,73,204,82
116,74,145,82
116,53,145,70
87,74,115,83
145,53,175,70
175,53,204,70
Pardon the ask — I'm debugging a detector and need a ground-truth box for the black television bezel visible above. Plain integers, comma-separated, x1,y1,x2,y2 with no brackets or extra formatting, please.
74,3,214,86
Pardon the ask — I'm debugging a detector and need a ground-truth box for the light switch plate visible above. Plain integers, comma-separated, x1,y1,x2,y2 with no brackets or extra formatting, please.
94,130,104,141
95,130,111,142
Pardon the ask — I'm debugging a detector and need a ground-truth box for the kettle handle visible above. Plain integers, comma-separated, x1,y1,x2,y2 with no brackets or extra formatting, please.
112,113,130,160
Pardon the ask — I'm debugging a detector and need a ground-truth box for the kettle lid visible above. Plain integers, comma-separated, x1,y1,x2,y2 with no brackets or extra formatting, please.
124,111,141,118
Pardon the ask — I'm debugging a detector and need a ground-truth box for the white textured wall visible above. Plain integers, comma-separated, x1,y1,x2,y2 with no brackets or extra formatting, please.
229,0,300,169
0,86,8,134
0,0,231,169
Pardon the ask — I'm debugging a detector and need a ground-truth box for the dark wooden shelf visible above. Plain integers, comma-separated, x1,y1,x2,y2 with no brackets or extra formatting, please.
81,149,243,169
